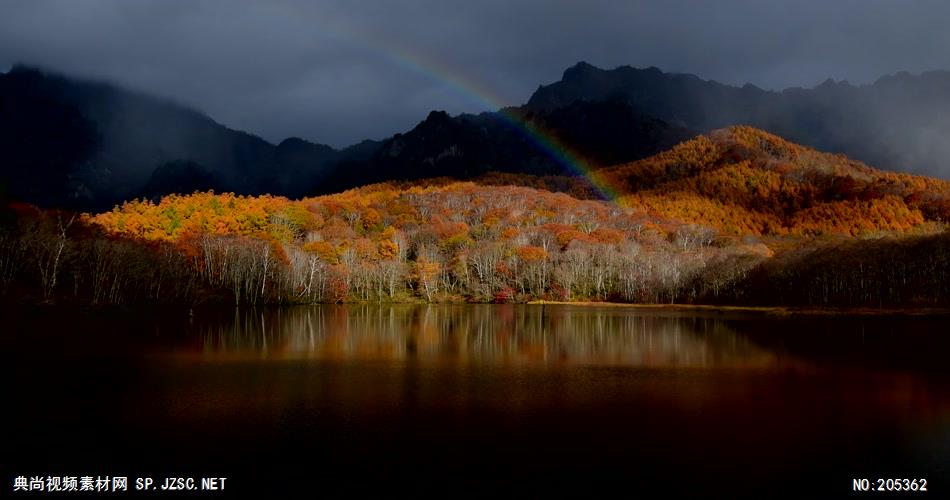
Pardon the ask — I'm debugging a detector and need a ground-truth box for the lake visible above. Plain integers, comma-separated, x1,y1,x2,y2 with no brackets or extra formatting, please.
6,305,949,498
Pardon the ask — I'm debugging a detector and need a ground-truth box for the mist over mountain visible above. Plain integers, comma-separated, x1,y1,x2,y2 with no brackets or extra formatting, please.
528,62,950,178
0,65,355,209
0,65,690,209
4,62,950,210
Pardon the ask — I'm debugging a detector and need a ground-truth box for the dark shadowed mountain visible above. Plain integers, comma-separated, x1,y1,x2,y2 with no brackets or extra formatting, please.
0,64,691,208
6,62,950,210
0,65,351,209
318,102,692,193
0,67,100,207
140,160,220,200
527,61,950,178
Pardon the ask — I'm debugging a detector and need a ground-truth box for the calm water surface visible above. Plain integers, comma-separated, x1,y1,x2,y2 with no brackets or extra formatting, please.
6,305,950,498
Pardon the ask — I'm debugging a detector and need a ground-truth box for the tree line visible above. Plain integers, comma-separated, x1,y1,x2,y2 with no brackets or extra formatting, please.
2,180,947,308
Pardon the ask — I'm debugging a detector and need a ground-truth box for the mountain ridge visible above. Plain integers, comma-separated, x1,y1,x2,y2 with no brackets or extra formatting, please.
0,65,364,208
4,62,950,211
0,64,692,208
528,62,950,177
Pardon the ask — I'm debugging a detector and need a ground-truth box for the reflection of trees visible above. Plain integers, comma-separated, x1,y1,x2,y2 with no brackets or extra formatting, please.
728,316,950,374
193,305,775,367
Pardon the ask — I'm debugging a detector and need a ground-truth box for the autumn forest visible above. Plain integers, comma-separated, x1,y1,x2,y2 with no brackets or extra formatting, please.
3,126,949,309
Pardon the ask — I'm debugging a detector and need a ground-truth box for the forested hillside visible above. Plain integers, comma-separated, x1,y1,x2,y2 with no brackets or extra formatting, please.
3,126,949,309
607,126,950,235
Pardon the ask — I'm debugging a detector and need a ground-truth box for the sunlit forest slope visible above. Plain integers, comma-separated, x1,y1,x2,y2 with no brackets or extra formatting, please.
2,127,949,307
606,126,950,235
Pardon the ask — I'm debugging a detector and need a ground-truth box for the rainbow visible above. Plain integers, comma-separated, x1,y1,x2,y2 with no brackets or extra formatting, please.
373,50,624,202
289,6,625,202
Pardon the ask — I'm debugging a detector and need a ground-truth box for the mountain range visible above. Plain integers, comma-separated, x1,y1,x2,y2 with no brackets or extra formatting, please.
530,62,950,177
3,61,950,210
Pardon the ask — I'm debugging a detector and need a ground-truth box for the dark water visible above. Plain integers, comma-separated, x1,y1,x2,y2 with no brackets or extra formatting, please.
5,305,950,498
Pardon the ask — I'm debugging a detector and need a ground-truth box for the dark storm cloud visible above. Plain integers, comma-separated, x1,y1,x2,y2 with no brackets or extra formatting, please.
2,0,949,147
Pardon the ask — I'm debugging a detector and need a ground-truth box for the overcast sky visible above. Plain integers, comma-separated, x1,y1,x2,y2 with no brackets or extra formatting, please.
2,0,949,147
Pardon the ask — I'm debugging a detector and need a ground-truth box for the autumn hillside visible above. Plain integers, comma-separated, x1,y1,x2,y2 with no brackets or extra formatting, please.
605,126,950,236
80,182,735,304
3,127,950,308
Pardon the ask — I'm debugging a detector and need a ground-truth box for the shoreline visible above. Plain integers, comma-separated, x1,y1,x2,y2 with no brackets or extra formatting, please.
4,301,950,318
525,300,950,317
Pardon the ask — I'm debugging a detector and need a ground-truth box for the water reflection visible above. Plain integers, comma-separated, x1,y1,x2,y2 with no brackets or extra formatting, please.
186,304,777,367
9,305,950,497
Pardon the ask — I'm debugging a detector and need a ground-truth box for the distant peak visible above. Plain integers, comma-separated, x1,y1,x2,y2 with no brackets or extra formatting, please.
873,70,922,86
5,63,45,77
562,61,601,80
277,137,337,154
812,78,856,92
425,110,452,121
570,60,596,70
278,137,311,147
5,63,83,84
